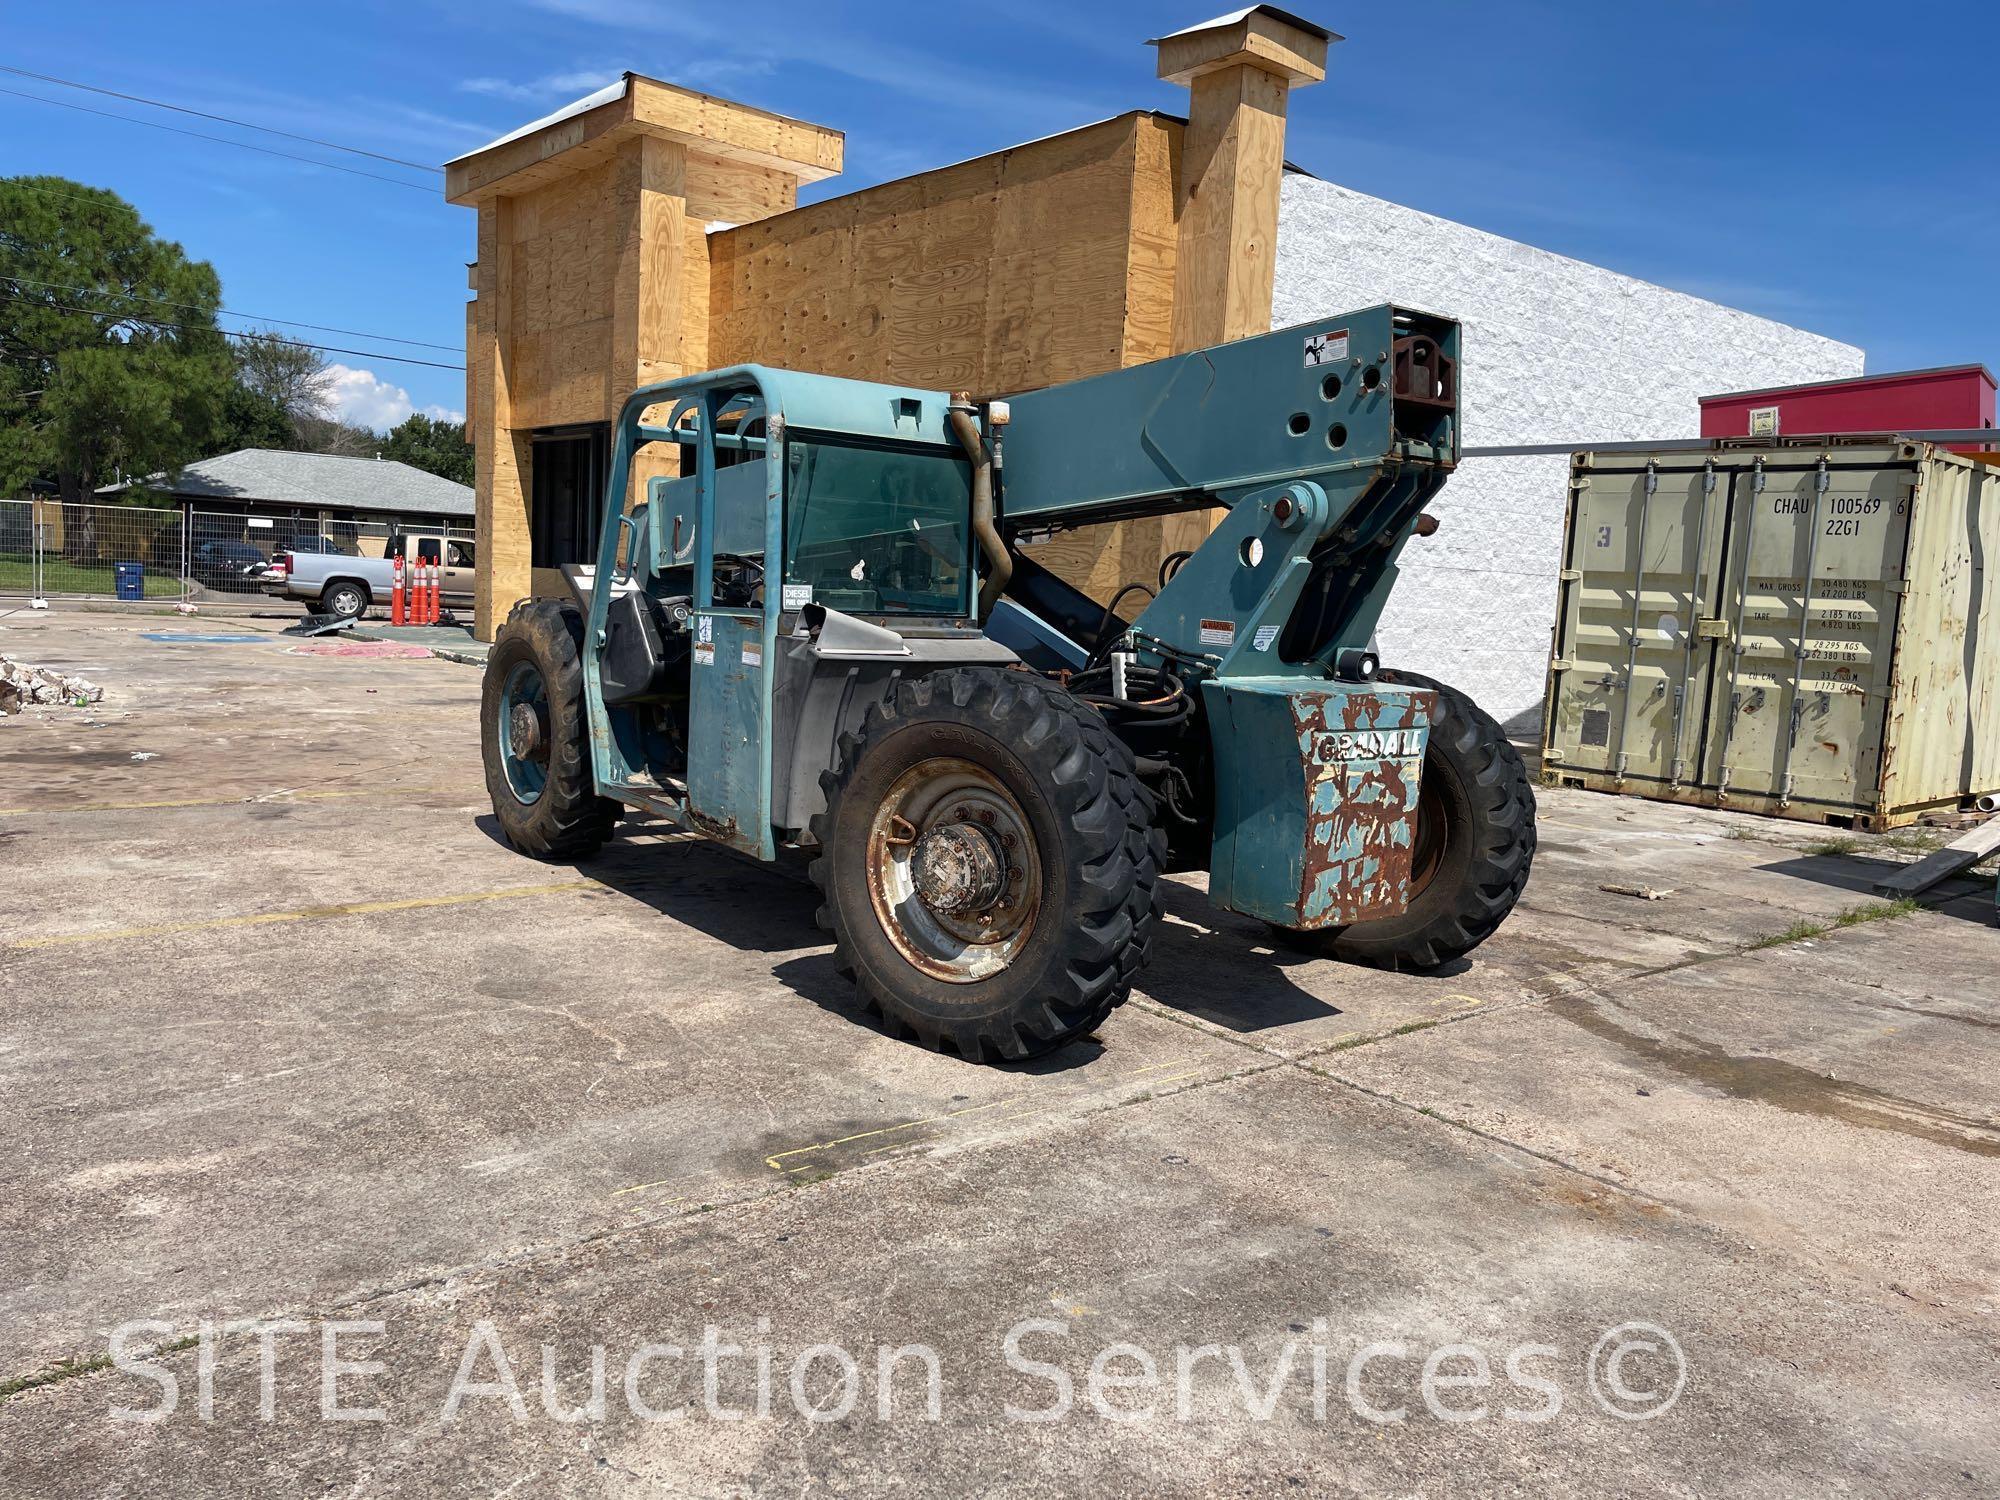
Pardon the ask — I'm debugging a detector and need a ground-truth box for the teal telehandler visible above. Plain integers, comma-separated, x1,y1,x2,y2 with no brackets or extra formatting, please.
481,304,1534,1060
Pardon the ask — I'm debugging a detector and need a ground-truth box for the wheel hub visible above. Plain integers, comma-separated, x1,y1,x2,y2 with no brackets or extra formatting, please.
864,758,1042,984
911,821,1006,915
507,701,543,759
497,660,552,805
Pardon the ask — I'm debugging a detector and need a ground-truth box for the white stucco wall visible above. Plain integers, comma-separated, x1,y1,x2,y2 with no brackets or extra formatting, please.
1273,174,1864,731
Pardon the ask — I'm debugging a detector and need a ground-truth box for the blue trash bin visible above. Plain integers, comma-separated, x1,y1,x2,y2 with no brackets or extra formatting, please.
115,561,144,600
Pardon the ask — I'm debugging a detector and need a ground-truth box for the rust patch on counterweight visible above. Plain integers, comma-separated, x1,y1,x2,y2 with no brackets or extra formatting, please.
1291,687,1435,929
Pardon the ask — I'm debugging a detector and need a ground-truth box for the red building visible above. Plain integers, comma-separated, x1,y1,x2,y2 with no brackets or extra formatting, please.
1700,364,1995,454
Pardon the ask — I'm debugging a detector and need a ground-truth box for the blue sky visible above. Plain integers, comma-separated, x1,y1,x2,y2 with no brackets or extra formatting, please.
3,1,1993,431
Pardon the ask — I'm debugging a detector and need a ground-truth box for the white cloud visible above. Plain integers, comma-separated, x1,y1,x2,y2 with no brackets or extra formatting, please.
459,68,622,104
324,364,463,432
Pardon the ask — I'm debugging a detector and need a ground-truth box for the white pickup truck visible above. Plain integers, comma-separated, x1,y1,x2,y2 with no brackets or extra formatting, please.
264,534,476,620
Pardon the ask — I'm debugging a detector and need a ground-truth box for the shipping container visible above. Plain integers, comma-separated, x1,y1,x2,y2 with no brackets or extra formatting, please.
1701,365,1996,456
1542,437,1998,829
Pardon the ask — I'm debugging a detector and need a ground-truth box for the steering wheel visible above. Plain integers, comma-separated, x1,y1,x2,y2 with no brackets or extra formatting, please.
712,552,765,609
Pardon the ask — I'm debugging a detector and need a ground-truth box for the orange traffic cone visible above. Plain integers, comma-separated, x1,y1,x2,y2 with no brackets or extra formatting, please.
391,553,405,626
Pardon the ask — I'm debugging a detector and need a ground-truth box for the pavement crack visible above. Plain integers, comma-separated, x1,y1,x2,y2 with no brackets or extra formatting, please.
1291,1058,1682,1212
1,1057,1298,1400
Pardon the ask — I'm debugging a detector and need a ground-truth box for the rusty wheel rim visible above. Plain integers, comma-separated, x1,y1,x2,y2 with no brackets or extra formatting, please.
865,757,1041,984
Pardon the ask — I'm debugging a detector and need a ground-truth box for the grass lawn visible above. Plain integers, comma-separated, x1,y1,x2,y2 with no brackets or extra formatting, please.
0,554,185,598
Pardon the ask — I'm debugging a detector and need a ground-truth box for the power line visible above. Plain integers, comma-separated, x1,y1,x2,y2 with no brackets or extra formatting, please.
0,289,465,371
2,275,464,353
0,64,445,173
0,86,438,193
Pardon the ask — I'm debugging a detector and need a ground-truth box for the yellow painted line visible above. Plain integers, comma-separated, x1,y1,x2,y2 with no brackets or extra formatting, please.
1115,1059,1188,1079
1135,1070,1203,1088
7,879,597,952
0,786,471,816
764,1095,1022,1171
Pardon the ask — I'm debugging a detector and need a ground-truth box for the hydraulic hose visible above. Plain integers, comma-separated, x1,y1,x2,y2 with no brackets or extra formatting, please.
948,393,1010,620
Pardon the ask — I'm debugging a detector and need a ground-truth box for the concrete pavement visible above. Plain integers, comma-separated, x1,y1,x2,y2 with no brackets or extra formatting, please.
1,610,1995,1497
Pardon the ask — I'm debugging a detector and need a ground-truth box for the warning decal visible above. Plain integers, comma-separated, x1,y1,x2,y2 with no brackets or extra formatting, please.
1198,618,1236,648
1303,328,1349,367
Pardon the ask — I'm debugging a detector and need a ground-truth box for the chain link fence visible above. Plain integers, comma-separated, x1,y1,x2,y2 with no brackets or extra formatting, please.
0,499,39,599
0,501,472,603
0,500,185,599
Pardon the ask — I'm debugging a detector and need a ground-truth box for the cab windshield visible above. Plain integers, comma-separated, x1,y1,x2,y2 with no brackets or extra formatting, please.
783,435,972,617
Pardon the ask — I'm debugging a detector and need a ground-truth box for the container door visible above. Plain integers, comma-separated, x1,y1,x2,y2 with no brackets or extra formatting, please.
1701,457,1914,811
1548,460,1728,787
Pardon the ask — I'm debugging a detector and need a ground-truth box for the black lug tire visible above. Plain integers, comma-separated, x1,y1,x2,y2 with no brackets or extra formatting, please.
809,667,1166,1063
481,599,621,861
1270,670,1535,969
324,582,367,620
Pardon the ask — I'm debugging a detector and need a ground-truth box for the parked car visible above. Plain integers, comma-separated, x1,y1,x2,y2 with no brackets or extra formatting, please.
190,540,272,592
264,534,476,621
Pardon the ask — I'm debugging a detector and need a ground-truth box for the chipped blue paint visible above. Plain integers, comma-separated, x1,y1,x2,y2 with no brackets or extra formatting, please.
1203,678,1434,929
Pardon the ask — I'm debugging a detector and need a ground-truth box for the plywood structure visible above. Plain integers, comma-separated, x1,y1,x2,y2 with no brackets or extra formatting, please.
450,77,840,633
451,8,1334,637
707,114,1174,393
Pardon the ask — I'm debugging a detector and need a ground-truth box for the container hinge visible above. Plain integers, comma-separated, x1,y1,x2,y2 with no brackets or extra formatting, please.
1885,579,1912,595
1695,618,1732,642
1558,568,1582,581
1669,756,1686,786
1550,656,1574,672
1544,747,1566,764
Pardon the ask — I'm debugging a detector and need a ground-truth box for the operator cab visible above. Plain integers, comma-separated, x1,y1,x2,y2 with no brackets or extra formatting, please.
576,368,995,858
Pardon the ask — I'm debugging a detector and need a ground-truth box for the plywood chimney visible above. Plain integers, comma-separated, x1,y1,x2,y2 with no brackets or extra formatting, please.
447,76,841,636
1150,6,1334,352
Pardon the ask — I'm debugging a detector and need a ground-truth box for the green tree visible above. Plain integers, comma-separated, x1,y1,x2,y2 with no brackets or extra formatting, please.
233,327,332,433
0,177,235,549
382,411,473,486
214,381,294,453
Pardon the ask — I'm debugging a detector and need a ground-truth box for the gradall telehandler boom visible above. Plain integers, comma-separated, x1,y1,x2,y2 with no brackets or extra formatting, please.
481,304,1536,1060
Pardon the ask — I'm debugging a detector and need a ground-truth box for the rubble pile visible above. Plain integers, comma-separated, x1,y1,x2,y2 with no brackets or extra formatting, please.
0,656,104,714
